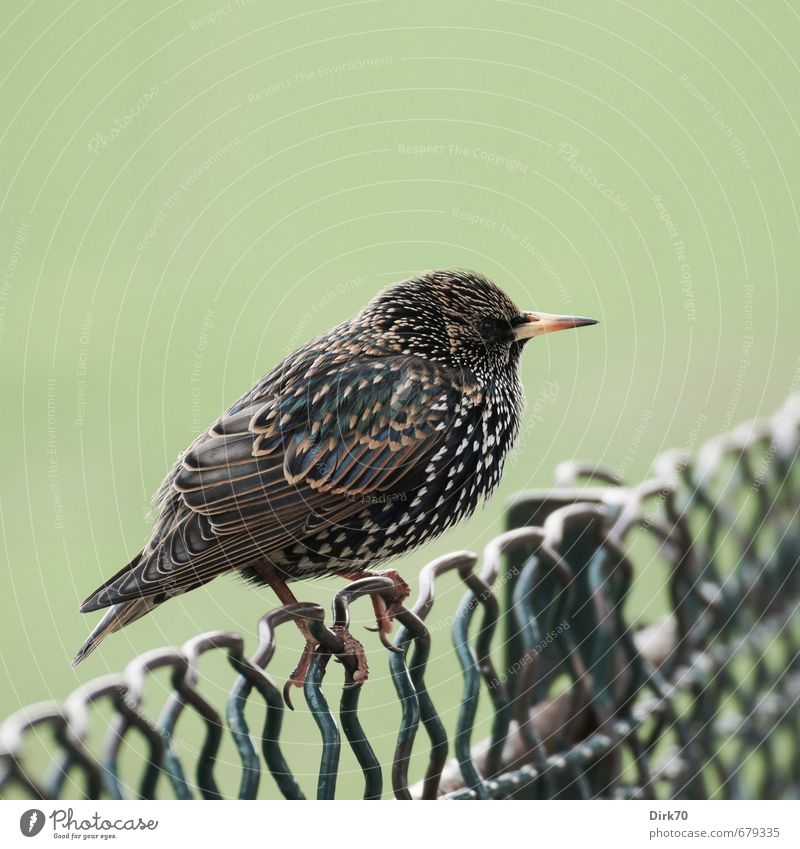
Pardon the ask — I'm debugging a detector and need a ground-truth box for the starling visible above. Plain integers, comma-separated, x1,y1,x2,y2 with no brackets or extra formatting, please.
74,270,597,688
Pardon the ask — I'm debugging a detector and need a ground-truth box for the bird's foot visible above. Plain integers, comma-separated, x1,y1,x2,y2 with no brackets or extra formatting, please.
330,625,369,686
281,623,371,706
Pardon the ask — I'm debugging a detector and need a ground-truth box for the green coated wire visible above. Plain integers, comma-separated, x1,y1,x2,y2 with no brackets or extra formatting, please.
339,683,382,800
304,654,340,800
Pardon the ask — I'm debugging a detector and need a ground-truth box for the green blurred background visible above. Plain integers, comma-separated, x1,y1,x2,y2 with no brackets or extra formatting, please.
1,0,799,798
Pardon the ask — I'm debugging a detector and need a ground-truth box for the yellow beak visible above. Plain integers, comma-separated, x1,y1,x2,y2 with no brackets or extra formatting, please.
514,311,598,341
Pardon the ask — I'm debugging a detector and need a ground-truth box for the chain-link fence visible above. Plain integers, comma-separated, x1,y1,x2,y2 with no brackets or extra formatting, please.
2,397,799,800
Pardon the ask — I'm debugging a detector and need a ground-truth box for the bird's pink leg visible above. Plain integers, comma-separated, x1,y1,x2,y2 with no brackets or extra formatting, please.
252,562,318,703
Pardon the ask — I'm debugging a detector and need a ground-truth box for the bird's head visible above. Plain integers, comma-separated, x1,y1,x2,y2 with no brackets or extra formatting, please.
359,269,597,378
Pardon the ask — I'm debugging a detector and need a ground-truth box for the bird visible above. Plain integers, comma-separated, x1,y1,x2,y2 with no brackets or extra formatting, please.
73,269,597,694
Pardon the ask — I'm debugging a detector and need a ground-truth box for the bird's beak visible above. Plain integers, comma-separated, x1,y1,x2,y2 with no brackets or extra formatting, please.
514,311,598,341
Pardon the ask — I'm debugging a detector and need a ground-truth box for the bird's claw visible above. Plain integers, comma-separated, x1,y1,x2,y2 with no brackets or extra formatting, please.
376,626,405,653
282,679,296,711
363,622,404,652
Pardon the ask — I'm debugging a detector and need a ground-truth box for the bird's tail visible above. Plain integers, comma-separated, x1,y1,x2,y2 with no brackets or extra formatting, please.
71,597,157,667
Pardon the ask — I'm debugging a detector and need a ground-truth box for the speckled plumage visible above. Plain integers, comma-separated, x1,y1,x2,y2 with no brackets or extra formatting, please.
74,270,596,665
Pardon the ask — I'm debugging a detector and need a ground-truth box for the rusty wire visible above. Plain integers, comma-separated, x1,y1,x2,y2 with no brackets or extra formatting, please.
2,396,799,800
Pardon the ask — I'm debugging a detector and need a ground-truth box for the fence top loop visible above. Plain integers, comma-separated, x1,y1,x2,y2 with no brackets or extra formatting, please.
0,701,66,757
553,461,624,487
63,674,126,742
413,551,478,620
252,602,324,668
181,630,246,678
331,575,396,629
123,647,190,706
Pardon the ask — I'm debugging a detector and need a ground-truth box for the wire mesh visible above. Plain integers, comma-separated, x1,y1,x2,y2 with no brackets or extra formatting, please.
2,396,799,800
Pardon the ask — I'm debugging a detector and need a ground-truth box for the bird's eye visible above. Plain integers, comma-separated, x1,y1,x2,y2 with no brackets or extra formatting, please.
479,316,511,340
